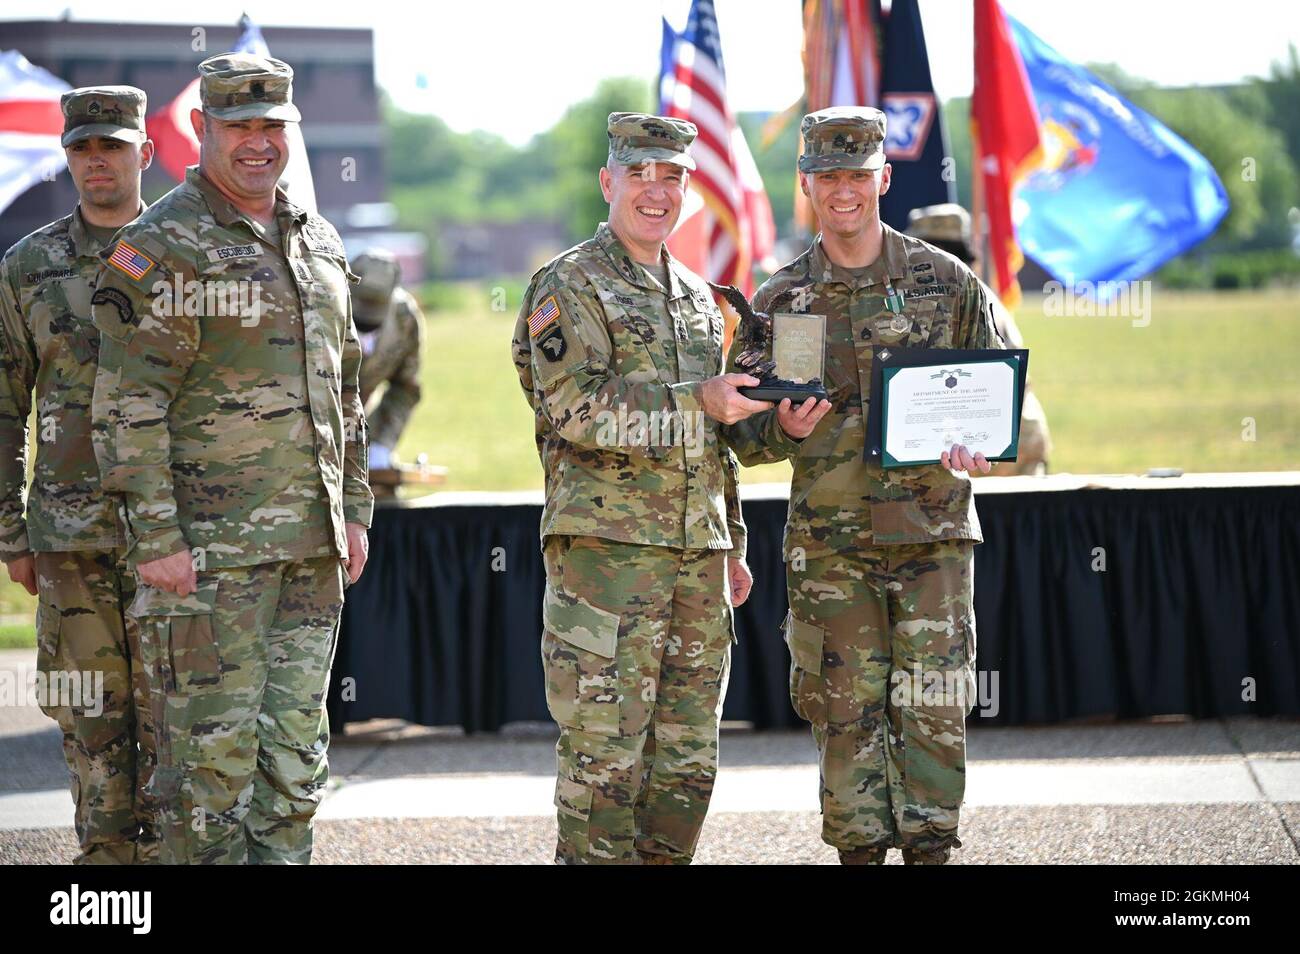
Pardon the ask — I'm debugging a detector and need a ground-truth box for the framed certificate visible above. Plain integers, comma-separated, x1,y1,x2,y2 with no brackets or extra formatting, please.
865,348,1029,468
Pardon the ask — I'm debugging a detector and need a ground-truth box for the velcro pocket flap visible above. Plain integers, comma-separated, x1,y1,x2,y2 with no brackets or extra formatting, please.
783,610,825,676
543,584,619,659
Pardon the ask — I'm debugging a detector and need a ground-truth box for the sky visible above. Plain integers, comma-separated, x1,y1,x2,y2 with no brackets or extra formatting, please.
5,0,1300,144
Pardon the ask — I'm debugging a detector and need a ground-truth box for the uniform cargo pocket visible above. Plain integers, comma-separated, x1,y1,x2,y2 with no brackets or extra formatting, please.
34,602,66,722
129,580,221,693
783,610,825,675
783,610,828,725
541,582,621,735
554,774,594,860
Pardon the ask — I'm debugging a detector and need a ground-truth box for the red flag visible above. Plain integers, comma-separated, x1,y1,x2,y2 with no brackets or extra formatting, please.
971,0,1043,306
147,77,201,183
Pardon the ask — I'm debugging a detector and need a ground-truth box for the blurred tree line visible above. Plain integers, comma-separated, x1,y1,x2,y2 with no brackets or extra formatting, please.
386,46,1299,279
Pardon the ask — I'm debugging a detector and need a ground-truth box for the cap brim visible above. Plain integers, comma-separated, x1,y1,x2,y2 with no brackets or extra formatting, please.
618,146,696,172
61,124,146,147
205,102,302,122
798,151,886,173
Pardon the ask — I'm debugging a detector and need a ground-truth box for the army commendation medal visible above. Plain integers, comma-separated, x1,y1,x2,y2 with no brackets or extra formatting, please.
710,282,829,404
865,347,1030,468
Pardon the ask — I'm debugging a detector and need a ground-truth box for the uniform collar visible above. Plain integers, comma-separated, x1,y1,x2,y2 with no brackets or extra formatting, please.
69,201,146,258
595,222,688,300
186,165,306,234
807,222,909,289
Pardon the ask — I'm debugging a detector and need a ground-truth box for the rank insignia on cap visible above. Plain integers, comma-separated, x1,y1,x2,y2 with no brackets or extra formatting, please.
107,241,156,281
528,295,560,338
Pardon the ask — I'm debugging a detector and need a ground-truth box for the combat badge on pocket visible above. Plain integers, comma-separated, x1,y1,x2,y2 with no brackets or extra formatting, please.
541,582,620,736
129,580,222,693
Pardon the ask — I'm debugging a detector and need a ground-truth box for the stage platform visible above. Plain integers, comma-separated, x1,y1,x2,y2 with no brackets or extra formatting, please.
328,473,1300,732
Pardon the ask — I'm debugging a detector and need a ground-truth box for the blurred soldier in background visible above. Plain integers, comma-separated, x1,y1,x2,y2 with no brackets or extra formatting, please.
350,250,426,472
905,203,1052,475
0,86,158,863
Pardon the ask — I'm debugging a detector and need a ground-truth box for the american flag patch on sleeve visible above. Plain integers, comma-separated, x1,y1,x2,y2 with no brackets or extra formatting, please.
107,242,156,281
528,295,560,338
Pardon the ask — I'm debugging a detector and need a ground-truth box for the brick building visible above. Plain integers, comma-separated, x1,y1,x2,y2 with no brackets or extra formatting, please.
1,19,384,253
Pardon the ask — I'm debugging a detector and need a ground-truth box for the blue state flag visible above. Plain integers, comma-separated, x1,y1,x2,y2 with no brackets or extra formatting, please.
1010,17,1228,288
878,0,954,231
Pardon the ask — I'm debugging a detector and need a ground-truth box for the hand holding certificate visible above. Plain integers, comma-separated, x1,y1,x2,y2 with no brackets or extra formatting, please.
866,348,1029,469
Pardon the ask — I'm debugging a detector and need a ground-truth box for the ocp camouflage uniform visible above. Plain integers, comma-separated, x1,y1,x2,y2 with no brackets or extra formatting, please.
352,253,425,453
0,85,157,864
723,107,1003,863
90,54,373,864
511,114,745,865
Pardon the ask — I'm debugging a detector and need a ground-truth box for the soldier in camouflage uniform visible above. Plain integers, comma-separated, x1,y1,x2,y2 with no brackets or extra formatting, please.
90,54,373,864
723,108,1004,865
905,203,1051,475
0,87,158,864
350,249,426,471
512,113,771,865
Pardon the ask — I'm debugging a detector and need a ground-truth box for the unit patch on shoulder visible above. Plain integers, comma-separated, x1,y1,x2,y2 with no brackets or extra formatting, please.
91,287,135,327
106,241,156,281
537,324,567,362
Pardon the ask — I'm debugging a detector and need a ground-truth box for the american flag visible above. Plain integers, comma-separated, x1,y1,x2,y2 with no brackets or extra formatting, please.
659,0,775,298
527,296,560,337
108,241,155,281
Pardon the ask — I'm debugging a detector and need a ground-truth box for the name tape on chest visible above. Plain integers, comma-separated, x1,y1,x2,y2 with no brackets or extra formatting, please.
23,267,78,284
301,223,346,258
206,244,264,263
904,283,956,300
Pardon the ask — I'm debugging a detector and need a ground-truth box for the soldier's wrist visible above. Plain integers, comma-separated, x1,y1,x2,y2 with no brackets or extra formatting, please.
343,498,374,529
771,413,805,450
0,527,32,560
125,525,189,567
669,380,703,419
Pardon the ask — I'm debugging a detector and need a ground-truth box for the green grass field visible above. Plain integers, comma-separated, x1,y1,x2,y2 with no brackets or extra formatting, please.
394,285,1300,484
2,287,1297,643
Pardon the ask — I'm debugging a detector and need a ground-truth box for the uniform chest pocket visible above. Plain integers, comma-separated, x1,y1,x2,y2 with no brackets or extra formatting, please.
62,316,99,365
595,290,666,379
33,283,99,365
823,343,859,398
873,299,940,350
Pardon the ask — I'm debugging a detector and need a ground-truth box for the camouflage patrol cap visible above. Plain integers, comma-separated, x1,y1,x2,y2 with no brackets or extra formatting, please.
350,250,401,326
906,203,973,246
60,86,147,147
199,52,301,122
607,112,697,171
799,106,886,173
